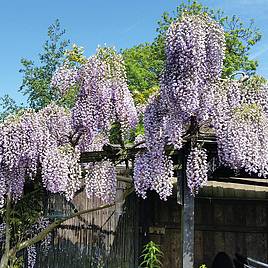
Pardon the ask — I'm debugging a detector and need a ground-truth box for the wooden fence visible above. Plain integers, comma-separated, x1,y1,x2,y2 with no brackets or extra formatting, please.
36,182,139,268
3,181,268,267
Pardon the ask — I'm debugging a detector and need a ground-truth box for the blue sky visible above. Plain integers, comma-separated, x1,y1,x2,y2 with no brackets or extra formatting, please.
0,0,268,106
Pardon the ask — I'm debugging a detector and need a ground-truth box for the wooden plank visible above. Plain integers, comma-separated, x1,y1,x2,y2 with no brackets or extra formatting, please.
203,231,215,266
254,233,268,263
194,230,203,267
256,204,267,227
195,224,268,233
201,199,213,225
246,204,256,227
224,232,236,259
214,202,224,226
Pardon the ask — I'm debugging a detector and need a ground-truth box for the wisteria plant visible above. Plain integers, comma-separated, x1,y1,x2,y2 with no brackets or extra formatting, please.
0,11,267,268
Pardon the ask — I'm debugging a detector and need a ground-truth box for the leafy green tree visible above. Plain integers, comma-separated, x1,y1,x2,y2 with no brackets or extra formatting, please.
19,19,70,109
0,95,23,122
1,20,82,120
123,0,262,103
122,43,163,104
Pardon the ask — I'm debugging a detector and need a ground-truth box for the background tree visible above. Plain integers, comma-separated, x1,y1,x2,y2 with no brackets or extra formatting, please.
122,0,262,103
19,19,69,110
0,21,87,121
0,95,22,122
1,0,262,113
122,43,163,104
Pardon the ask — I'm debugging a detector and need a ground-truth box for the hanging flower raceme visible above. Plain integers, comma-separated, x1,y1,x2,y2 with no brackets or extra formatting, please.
133,151,174,200
133,14,225,198
27,246,37,268
41,144,81,200
161,13,225,121
133,94,174,200
143,94,166,151
103,49,138,137
26,217,51,268
51,63,79,96
0,111,40,203
0,103,82,205
165,16,223,155
51,48,138,151
72,56,113,149
0,222,6,243
186,147,208,195
212,78,268,177
85,159,116,203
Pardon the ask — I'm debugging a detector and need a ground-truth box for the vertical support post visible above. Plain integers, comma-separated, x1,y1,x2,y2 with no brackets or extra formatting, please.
179,147,195,268
177,152,183,205
182,178,195,268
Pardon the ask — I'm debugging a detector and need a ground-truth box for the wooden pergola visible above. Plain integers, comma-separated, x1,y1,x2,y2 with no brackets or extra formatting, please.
78,126,268,267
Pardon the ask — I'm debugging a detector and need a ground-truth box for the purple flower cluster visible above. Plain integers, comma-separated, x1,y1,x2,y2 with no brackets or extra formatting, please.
27,245,37,268
212,79,268,177
133,14,225,198
133,95,174,200
41,145,81,200
1,48,138,206
26,217,51,268
161,14,225,121
85,160,116,203
51,64,79,95
0,222,5,243
32,217,51,254
0,104,81,204
71,48,138,150
133,151,173,200
186,147,208,195
3,12,268,209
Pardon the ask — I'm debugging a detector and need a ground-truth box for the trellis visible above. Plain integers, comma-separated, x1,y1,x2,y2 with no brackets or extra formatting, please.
76,116,268,268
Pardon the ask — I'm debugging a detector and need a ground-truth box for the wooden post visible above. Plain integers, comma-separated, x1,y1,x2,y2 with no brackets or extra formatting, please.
177,152,183,205
182,178,195,268
179,149,195,268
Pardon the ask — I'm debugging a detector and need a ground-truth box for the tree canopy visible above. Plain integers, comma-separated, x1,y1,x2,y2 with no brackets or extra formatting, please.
123,0,262,103
19,19,70,110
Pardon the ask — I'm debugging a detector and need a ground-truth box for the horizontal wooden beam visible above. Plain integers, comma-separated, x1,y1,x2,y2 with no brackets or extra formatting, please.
80,145,144,163
195,224,268,234
79,132,217,164
210,177,268,187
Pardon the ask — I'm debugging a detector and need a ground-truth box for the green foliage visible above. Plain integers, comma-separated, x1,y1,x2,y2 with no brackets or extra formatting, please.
19,19,70,109
199,265,207,268
0,95,23,121
123,0,262,104
65,44,87,65
0,181,45,247
140,241,163,268
242,74,267,91
122,43,163,103
234,75,267,121
12,256,24,268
